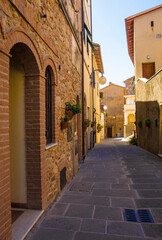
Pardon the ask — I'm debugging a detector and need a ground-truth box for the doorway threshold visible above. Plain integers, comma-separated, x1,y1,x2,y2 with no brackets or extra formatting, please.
12,208,44,240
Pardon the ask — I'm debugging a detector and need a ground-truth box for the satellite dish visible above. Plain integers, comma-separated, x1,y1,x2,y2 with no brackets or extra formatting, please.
99,76,107,85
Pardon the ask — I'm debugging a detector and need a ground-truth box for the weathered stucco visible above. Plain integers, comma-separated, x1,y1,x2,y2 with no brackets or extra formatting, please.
136,69,162,154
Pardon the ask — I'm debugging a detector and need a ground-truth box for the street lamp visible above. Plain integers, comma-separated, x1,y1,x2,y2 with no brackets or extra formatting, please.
91,69,107,85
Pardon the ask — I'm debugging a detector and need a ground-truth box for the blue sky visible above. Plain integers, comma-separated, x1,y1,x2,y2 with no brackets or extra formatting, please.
92,0,162,88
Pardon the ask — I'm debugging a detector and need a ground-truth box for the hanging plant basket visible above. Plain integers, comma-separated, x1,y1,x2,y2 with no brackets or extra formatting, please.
84,119,90,131
61,121,69,130
65,110,73,120
61,115,70,130
91,121,96,128
97,124,103,132
84,124,89,131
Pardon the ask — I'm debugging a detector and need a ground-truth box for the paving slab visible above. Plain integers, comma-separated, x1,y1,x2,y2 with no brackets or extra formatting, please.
30,228,74,240
111,197,135,208
142,223,162,238
137,190,162,198
60,194,110,206
64,204,94,218
80,218,106,233
92,189,137,198
74,232,153,240
135,199,162,208
107,221,144,237
40,215,81,231
50,203,68,216
26,138,162,240
111,183,129,189
94,206,123,221
150,209,162,223
130,183,162,190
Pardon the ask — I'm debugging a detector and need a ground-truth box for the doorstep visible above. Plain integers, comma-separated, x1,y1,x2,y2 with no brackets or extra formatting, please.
12,208,44,240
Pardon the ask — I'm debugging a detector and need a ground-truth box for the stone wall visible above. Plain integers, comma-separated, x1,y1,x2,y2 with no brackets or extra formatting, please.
136,69,162,155
0,0,82,239
100,84,126,138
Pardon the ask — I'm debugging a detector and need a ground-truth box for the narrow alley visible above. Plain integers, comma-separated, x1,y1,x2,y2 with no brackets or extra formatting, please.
26,139,162,240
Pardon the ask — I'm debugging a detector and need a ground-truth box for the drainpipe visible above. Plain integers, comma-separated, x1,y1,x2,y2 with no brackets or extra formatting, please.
90,0,95,147
81,0,85,158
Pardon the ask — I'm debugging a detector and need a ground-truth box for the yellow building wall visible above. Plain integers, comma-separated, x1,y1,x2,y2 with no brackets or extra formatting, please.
134,8,162,80
9,55,27,203
136,69,162,154
93,57,101,143
83,0,93,151
124,95,136,138
101,85,125,138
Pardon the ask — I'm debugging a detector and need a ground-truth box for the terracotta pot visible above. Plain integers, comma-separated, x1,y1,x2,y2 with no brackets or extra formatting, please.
61,121,69,130
91,123,95,128
65,110,73,120
84,124,89,131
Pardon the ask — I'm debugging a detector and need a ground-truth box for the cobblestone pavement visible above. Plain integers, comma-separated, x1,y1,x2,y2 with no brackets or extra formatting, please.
26,138,162,240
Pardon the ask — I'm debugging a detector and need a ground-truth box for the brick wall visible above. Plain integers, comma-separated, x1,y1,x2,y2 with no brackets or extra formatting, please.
0,0,82,238
0,51,12,240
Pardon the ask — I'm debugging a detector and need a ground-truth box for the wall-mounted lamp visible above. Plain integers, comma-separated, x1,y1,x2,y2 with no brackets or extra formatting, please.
91,69,107,85
147,55,150,60
103,105,107,110
113,115,116,119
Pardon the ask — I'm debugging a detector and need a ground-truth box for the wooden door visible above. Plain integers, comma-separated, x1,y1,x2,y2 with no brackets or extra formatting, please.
142,63,155,79
107,127,112,138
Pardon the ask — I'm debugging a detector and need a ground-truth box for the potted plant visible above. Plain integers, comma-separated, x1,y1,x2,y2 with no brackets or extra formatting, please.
97,123,103,133
91,121,96,128
144,118,151,127
138,121,142,128
72,104,82,115
65,102,82,119
61,115,70,130
65,102,74,120
84,119,90,130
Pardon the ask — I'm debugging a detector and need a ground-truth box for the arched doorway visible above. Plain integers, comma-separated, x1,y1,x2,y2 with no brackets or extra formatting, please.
128,114,135,124
9,43,41,210
9,51,26,206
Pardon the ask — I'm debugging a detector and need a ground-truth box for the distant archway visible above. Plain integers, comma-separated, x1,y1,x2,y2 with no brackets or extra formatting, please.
128,114,135,124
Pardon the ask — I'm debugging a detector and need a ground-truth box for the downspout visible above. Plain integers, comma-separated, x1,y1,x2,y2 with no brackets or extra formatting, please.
90,0,95,147
81,0,85,158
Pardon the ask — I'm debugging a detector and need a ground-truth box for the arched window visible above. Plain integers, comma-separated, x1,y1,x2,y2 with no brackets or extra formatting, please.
45,66,54,144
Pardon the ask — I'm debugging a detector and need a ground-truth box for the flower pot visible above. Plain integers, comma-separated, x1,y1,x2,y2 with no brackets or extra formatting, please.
65,110,73,120
91,123,95,128
61,121,69,130
84,124,89,131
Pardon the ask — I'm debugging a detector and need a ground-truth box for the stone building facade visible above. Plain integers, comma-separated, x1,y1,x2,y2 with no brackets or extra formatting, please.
0,0,82,239
125,5,162,155
100,83,126,138
123,77,136,138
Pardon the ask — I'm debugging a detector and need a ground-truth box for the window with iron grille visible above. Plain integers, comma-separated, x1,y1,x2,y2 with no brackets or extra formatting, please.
45,66,53,144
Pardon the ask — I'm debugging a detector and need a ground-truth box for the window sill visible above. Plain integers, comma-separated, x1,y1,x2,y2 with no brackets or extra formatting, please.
45,143,57,150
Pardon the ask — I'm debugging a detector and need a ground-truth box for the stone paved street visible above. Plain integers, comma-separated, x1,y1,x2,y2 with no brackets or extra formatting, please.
26,138,162,240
